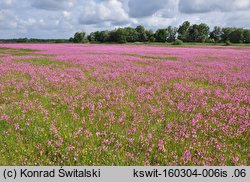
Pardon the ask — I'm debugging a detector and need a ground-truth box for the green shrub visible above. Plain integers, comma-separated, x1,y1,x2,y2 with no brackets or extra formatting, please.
172,39,183,45
225,40,232,46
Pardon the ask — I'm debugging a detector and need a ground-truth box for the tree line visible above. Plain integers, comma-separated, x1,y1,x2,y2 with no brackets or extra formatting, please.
70,21,250,44
0,38,69,43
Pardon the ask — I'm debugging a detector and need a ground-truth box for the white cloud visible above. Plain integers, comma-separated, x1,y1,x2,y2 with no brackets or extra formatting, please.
0,0,250,39
0,0,15,9
31,0,75,11
63,11,71,18
79,0,130,25
0,10,17,29
234,0,250,9
179,0,250,14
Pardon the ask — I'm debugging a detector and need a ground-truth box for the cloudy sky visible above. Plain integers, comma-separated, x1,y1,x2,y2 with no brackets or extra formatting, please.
0,0,250,39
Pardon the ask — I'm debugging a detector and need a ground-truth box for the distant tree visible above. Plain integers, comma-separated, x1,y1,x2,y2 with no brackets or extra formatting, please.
155,29,167,42
221,27,234,42
135,25,145,32
187,23,209,42
87,32,97,42
197,23,210,42
135,25,147,42
243,29,250,43
99,31,110,42
107,30,117,42
145,29,155,42
115,28,127,43
229,28,244,43
93,31,101,42
187,24,199,42
210,26,222,43
178,21,190,42
16,38,29,43
166,26,177,42
69,37,74,42
124,27,139,42
73,32,86,43
55,40,65,43
71,21,250,44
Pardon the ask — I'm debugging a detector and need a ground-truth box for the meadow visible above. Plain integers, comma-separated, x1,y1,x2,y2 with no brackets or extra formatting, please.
0,44,249,166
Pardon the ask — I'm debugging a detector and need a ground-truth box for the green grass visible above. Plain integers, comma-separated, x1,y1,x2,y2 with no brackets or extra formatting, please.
14,58,74,67
15,58,59,65
0,47,38,56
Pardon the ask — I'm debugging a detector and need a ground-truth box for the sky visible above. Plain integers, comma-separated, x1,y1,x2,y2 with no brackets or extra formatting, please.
0,0,250,39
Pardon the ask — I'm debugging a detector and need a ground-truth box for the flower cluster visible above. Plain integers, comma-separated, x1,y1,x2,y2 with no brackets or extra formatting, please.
0,44,249,165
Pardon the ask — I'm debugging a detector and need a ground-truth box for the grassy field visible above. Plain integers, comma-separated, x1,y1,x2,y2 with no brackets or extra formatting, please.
0,44,249,166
